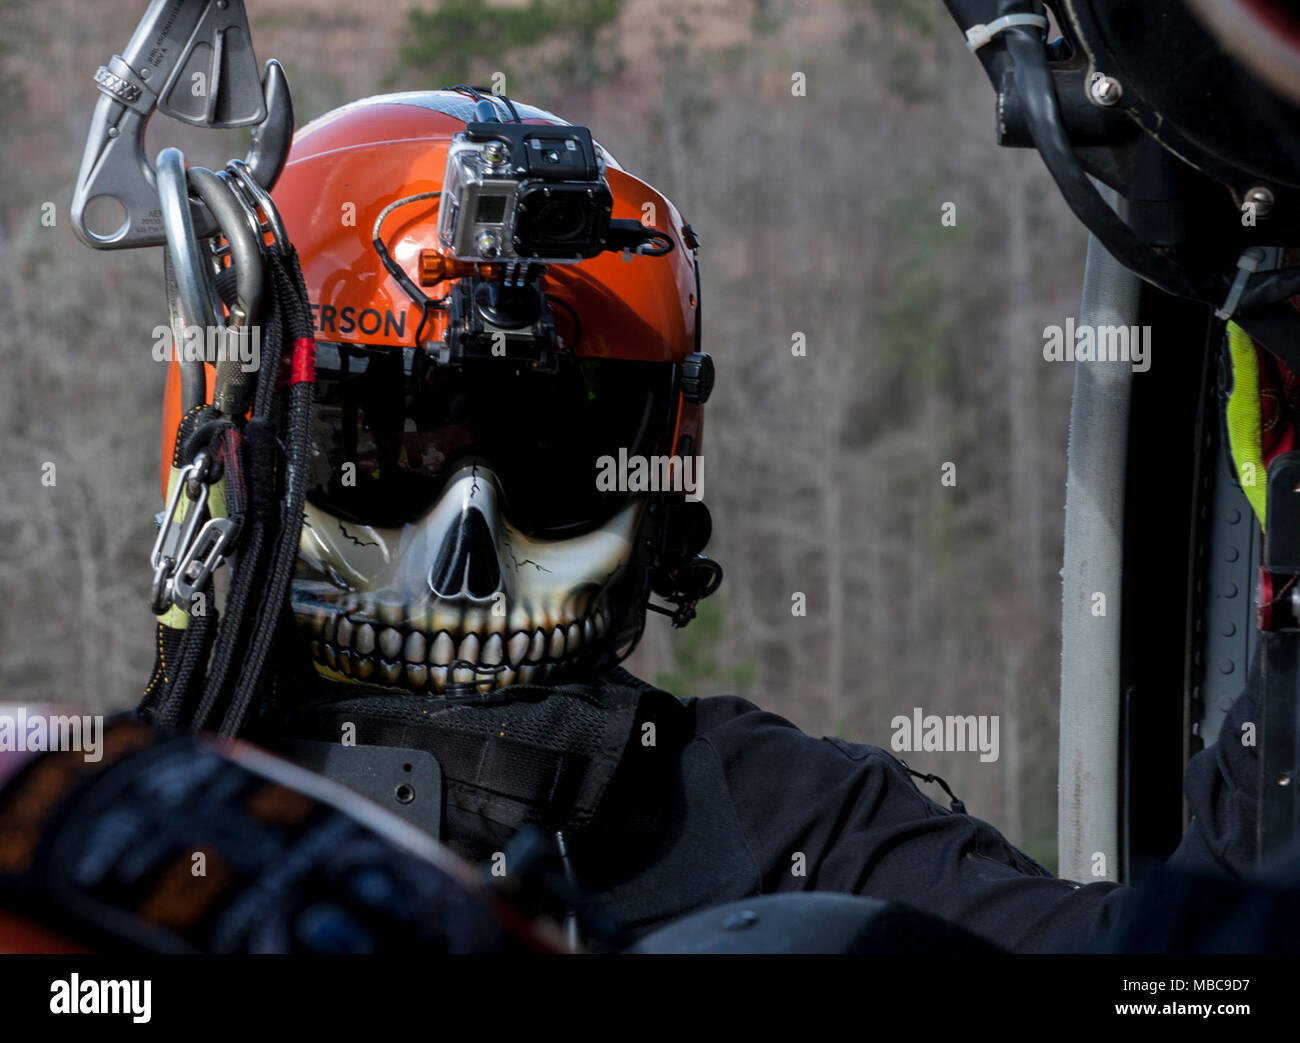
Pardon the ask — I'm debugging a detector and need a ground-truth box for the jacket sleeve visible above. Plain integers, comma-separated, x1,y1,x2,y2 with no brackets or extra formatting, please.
1169,657,1261,876
692,696,1132,952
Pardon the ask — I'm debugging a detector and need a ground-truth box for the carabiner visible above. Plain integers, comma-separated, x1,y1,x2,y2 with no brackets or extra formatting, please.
157,148,265,418
188,165,265,332
150,452,240,615
173,516,241,608
226,158,290,256
151,453,216,614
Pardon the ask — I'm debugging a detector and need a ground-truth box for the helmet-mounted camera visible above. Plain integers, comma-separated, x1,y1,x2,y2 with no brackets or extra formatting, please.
438,122,614,263
382,109,677,373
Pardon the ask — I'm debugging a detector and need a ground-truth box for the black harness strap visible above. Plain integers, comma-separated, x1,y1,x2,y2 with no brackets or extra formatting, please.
264,681,646,835
301,712,591,817
217,248,317,737
140,403,223,723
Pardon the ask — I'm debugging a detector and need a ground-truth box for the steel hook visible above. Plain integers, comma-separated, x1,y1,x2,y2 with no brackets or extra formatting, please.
70,0,294,250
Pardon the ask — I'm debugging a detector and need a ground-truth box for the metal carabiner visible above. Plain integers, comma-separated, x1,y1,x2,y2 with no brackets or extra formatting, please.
150,451,241,614
151,453,216,614
173,516,241,608
157,148,265,418
70,0,294,251
225,158,290,256
188,165,265,333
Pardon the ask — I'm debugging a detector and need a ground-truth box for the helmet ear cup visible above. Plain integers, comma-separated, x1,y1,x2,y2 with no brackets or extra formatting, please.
651,499,720,602
661,555,723,603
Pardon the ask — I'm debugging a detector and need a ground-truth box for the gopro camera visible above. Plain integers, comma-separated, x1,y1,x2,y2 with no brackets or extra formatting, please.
437,122,614,263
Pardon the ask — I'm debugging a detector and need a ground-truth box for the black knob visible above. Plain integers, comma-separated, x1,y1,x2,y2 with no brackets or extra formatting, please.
680,351,714,404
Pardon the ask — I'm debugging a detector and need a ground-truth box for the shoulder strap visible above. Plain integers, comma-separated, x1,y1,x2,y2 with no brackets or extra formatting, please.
265,682,644,833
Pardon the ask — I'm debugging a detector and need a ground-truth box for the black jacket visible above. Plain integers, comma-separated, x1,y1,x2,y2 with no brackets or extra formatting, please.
264,667,1261,951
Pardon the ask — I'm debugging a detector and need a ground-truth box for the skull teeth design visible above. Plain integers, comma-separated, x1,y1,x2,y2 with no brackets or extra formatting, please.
301,603,610,693
291,462,643,697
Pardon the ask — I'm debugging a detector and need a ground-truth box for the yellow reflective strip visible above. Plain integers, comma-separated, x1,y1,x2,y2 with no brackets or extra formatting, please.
208,474,228,520
165,466,186,524
1225,321,1268,528
157,466,191,628
158,603,190,630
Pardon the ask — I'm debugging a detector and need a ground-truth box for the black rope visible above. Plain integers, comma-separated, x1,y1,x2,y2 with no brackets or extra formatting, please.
141,230,319,741
151,578,218,728
218,247,317,737
139,403,223,727
191,252,291,729
191,424,274,730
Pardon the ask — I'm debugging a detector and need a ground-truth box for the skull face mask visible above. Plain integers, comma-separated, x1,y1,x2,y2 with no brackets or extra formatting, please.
290,344,677,695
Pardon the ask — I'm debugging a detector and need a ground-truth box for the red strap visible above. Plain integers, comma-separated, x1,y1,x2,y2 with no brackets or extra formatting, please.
277,337,318,389
290,337,317,385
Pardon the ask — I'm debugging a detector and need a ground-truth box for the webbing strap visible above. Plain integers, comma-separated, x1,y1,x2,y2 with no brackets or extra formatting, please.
303,713,591,817
141,403,217,710
263,680,647,832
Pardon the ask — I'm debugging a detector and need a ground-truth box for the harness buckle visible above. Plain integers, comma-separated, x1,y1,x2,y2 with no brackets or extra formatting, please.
150,452,239,614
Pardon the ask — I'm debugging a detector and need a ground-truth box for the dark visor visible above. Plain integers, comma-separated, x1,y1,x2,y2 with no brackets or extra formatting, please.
307,344,678,534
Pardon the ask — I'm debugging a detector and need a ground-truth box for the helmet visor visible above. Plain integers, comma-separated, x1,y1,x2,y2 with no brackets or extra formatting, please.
307,343,678,534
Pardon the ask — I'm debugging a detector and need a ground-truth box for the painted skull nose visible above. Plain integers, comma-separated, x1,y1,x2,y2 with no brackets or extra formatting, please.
428,504,502,600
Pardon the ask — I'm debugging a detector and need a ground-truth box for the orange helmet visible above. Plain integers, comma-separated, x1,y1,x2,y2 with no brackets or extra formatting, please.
162,90,718,696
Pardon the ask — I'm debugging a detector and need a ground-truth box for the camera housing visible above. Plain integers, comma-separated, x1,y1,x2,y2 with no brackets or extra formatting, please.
437,122,614,263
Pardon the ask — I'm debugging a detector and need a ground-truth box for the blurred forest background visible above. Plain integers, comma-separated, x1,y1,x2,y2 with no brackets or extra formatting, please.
0,0,1084,867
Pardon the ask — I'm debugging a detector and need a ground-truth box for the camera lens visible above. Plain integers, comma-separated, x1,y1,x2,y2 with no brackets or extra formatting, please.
535,197,590,242
514,181,610,258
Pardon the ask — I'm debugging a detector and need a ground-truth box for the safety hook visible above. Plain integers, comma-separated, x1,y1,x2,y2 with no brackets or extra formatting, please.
70,0,293,250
